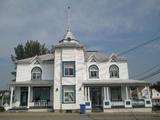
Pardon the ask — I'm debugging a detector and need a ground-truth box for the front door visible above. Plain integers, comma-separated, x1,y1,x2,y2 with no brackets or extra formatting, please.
20,87,28,106
90,87,103,112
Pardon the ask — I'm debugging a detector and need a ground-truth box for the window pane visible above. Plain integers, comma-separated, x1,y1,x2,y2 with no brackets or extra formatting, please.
69,68,74,75
91,71,97,77
65,68,69,75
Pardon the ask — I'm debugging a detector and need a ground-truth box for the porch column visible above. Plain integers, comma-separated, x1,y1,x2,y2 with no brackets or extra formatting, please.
106,87,109,100
125,86,129,99
88,87,90,101
1,94,3,106
10,86,14,108
27,86,30,108
137,87,139,99
104,87,106,100
147,86,150,98
84,86,87,101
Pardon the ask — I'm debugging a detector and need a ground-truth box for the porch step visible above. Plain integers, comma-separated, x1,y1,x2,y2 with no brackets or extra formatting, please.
92,107,103,112
8,107,28,112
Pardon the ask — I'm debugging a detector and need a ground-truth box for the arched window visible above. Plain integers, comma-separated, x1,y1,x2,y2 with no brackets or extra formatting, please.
109,65,119,78
31,67,42,80
89,65,99,78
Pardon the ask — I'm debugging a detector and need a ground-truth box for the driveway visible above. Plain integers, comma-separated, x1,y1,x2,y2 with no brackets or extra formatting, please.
0,112,160,120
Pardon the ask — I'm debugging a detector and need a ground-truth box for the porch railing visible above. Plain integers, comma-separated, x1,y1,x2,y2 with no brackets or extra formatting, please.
111,101,124,107
29,100,53,108
131,99,145,107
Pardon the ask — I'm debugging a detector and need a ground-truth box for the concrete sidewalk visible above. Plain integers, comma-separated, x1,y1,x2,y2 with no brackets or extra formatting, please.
0,112,160,117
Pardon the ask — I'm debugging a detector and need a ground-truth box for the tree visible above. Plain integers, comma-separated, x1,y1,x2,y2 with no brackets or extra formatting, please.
11,40,49,62
150,81,160,92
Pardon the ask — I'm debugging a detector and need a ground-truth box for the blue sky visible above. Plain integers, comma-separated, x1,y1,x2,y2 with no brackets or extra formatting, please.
0,0,160,89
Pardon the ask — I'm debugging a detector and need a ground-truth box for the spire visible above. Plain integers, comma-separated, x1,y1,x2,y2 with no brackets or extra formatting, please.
63,6,76,40
67,6,71,32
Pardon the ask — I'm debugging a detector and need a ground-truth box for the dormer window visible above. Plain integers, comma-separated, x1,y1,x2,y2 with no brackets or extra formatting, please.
31,67,42,80
89,65,99,78
67,37,71,41
109,65,119,78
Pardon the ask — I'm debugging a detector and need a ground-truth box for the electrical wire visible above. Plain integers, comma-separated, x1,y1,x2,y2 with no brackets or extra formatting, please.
139,69,160,80
118,36,160,56
130,63,160,79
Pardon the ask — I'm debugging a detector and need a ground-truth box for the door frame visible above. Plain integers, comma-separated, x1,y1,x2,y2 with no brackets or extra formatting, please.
20,87,28,107
90,87,103,112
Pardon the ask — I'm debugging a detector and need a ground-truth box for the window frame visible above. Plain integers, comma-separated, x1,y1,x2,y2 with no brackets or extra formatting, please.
62,61,75,77
109,65,119,78
62,85,76,104
31,67,42,80
89,65,99,78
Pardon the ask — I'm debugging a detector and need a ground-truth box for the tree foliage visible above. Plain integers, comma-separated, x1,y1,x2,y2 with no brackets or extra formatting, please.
11,40,49,62
150,81,160,92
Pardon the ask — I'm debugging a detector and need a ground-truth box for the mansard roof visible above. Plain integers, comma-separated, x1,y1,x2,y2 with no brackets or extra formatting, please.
16,54,54,64
16,50,127,64
85,51,127,62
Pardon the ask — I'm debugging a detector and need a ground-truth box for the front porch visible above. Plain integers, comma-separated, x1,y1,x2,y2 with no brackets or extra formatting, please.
83,80,152,112
9,80,53,110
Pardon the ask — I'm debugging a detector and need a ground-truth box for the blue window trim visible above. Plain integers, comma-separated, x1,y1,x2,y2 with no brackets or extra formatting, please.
62,85,76,104
62,61,76,77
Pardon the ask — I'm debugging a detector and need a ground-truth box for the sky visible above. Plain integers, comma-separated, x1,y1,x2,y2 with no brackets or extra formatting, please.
0,0,160,90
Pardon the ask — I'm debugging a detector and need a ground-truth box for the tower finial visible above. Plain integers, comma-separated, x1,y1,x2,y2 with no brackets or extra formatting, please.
67,6,71,32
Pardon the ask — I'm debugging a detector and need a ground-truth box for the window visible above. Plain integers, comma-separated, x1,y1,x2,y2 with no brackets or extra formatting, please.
31,67,42,80
110,87,122,101
33,87,50,102
109,65,119,78
89,65,99,78
62,86,75,104
62,62,75,77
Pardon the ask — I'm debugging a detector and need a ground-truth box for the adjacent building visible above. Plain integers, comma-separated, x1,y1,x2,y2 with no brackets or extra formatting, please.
9,29,152,112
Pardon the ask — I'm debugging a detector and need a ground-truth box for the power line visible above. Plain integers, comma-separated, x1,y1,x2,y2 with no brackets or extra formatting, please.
130,63,160,79
148,74,160,82
118,36,160,56
139,69,160,80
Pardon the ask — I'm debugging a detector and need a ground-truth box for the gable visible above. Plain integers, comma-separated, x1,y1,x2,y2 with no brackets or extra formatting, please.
110,54,118,62
34,60,40,65
88,55,97,63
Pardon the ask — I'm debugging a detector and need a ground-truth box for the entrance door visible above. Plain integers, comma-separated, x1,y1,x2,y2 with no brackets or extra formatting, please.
20,87,28,106
90,87,103,112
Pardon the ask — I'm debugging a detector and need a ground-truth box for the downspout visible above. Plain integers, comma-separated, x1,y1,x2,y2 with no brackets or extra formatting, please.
60,48,63,111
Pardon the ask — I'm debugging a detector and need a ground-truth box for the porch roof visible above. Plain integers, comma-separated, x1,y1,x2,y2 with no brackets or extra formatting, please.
83,79,149,86
10,80,53,86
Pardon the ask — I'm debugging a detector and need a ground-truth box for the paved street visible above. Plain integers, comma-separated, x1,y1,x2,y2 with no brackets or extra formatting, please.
0,112,160,120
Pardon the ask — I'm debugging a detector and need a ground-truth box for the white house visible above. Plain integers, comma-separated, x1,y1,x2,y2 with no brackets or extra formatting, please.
152,88,160,106
9,29,152,112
